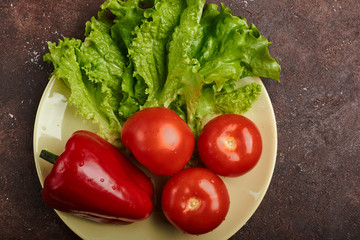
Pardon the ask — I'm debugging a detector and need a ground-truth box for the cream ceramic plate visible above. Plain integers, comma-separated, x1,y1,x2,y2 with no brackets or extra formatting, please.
33,75,277,240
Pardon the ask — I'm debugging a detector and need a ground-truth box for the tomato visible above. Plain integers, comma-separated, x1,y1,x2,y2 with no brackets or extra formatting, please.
197,114,262,177
161,167,230,235
121,107,195,176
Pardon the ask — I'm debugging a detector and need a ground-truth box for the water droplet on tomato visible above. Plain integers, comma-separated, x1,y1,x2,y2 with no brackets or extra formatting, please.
112,186,116,190
79,161,84,167
100,178,104,182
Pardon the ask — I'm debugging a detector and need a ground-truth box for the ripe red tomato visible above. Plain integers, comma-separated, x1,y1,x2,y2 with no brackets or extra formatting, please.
161,167,230,235
121,107,195,176
197,114,262,177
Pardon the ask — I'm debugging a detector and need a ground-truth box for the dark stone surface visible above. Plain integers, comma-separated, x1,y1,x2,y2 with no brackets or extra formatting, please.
0,0,359,239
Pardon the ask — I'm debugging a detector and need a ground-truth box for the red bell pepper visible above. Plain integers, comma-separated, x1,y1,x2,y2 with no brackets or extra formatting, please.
40,130,154,224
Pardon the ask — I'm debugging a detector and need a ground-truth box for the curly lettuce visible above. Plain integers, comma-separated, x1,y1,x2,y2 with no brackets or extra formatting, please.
43,0,281,145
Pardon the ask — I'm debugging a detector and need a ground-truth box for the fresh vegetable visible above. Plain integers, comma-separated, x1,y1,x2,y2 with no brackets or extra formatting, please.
40,0,280,233
197,114,262,177
43,0,281,145
161,167,230,235
121,107,195,176
41,130,154,224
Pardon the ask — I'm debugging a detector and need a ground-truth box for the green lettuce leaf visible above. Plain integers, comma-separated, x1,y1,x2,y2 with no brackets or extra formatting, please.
101,0,155,119
101,0,152,51
44,11,127,146
188,3,280,132
145,0,206,124
191,81,261,136
195,3,280,89
43,0,281,146
129,0,186,102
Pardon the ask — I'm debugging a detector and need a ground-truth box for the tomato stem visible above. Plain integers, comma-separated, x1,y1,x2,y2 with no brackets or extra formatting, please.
223,136,237,150
185,197,201,212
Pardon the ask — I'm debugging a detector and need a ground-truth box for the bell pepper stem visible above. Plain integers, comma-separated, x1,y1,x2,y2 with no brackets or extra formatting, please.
40,150,59,164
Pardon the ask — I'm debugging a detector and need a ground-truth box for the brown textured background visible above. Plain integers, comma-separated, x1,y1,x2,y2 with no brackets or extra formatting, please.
1,0,359,239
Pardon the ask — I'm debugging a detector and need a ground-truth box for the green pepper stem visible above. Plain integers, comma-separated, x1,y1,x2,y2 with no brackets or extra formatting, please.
40,150,59,164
